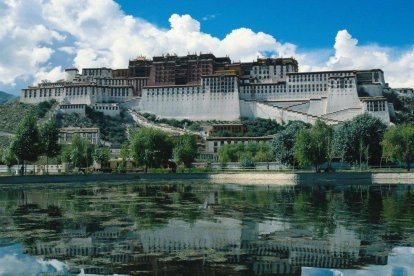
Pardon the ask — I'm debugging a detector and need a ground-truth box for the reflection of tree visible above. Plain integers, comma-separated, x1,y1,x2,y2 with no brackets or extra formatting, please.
2,183,414,275
13,204,64,232
12,203,64,247
127,201,170,229
381,188,414,237
361,189,383,225
292,189,336,238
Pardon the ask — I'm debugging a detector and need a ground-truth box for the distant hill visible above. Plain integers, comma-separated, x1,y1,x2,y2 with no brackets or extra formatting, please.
0,91,17,104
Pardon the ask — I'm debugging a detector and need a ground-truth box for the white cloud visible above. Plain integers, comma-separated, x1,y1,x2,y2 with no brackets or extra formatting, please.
0,244,68,276
0,0,414,95
202,14,217,21
298,30,414,88
34,66,65,84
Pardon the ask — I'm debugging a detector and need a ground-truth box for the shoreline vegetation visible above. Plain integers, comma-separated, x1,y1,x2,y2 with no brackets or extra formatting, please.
0,171,414,186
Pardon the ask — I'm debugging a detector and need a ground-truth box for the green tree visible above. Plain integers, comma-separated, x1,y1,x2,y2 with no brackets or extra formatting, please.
253,142,273,162
333,114,387,165
60,145,72,164
239,152,255,168
93,147,111,168
218,143,244,165
294,120,333,172
241,117,282,136
67,135,95,170
382,124,414,171
10,113,42,174
173,134,198,169
120,142,130,160
130,128,173,172
2,147,17,173
39,119,61,173
272,121,310,166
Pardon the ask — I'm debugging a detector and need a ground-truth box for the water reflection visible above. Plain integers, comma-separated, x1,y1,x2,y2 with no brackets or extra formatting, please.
0,183,413,275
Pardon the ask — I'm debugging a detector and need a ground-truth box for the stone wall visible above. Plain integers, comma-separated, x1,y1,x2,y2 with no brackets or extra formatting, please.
240,100,335,125
139,89,241,121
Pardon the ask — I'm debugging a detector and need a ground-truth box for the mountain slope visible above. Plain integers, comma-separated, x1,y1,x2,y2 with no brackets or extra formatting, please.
0,91,17,104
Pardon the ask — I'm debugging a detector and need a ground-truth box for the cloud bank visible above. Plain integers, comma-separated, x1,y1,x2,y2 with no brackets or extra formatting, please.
1,0,414,94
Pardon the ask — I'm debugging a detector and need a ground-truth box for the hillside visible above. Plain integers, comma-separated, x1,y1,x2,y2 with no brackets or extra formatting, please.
0,101,34,133
0,91,17,104
56,107,135,147
0,100,57,133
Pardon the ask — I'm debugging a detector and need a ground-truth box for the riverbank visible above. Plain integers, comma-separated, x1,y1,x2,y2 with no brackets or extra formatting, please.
0,171,413,185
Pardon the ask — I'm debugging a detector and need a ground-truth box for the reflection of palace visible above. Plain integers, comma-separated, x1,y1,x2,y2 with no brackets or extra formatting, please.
3,185,413,275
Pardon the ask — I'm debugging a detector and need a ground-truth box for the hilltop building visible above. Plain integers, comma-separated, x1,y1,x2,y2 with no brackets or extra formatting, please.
20,53,400,125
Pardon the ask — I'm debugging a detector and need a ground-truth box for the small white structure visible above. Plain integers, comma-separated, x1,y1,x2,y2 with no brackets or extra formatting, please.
92,103,120,117
58,104,87,116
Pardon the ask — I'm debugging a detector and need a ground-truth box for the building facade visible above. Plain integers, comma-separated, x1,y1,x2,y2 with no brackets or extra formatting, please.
58,127,100,145
20,54,401,126
91,103,120,117
21,68,133,105
138,56,394,125
58,104,87,117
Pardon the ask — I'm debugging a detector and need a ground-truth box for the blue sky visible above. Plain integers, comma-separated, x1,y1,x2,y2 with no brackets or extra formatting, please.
1,0,414,95
116,0,414,49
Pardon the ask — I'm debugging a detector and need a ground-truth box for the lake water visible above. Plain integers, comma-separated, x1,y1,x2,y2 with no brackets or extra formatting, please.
0,182,413,275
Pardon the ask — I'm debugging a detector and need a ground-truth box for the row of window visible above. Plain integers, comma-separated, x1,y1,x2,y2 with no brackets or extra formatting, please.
289,72,353,82
97,79,129,86
93,105,119,111
242,86,286,93
366,101,387,112
60,105,85,109
83,69,111,76
252,65,289,74
23,87,131,98
203,77,235,85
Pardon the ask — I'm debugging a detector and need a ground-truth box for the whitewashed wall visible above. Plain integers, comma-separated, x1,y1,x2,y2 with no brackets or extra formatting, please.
140,89,241,121
0,164,68,174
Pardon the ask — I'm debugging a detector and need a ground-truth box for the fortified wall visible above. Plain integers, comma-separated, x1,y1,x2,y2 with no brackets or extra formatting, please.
140,74,241,120
20,54,397,125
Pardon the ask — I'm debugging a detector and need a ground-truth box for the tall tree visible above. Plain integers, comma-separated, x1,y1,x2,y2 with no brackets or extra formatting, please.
382,124,414,171
118,142,131,172
120,141,130,161
39,119,61,173
93,147,111,168
272,121,310,167
2,147,17,173
173,134,198,169
131,128,173,172
69,135,95,170
10,113,41,174
294,120,333,172
333,114,387,165
253,142,274,162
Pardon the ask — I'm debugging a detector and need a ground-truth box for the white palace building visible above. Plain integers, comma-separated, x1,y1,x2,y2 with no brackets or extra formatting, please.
20,54,395,125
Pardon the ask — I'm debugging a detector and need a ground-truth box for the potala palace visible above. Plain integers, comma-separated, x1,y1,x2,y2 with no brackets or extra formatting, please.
20,54,397,125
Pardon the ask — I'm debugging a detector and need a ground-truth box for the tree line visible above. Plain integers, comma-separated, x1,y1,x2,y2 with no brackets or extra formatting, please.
2,112,414,174
219,114,414,172
0,112,112,174
0,112,199,174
